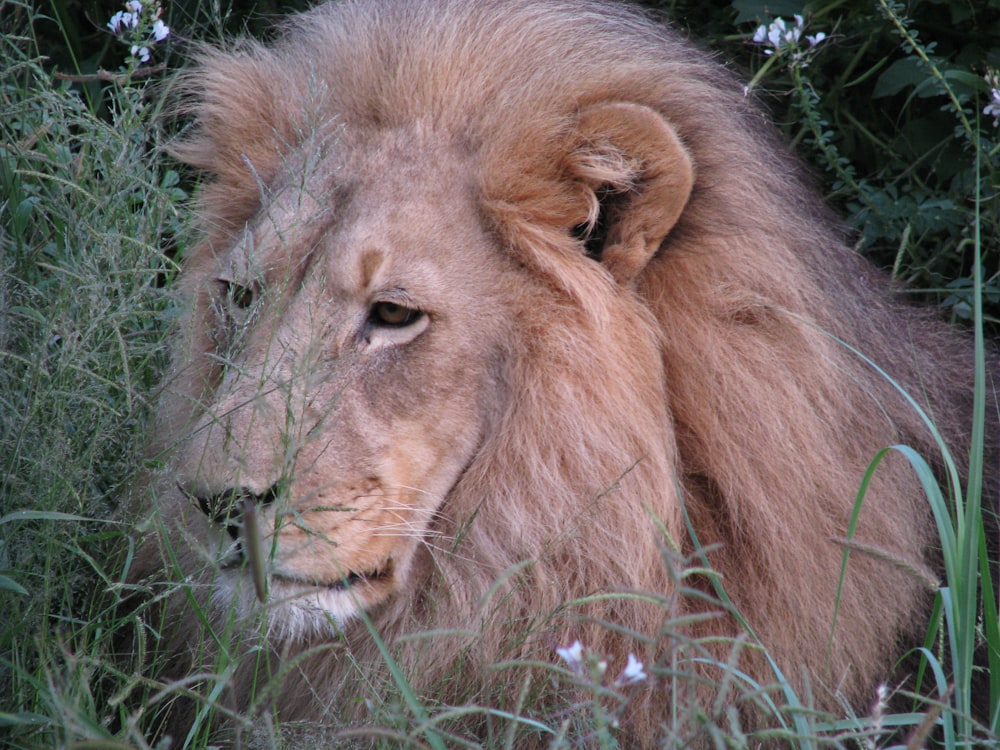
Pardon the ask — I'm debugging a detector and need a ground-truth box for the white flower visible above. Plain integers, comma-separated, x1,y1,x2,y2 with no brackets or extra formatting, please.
984,72,1000,128
108,0,168,63
556,640,584,673
985,100,1000,127
774,17,802,50
618,653,647,685
752,15,825,56
107,10,138,33
151,18,170,42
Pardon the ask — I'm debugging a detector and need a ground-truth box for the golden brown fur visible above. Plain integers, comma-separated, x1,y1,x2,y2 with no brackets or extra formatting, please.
130,0,991,745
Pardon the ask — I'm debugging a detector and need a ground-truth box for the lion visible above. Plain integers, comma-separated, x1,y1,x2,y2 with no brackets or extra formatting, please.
128,0,994,745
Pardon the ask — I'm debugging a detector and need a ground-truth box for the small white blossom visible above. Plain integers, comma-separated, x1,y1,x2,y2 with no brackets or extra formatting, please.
151,18,170,42
984,72,1000,127
789,15,805,41
107,10,138,33
556,640,584,673
617,653,647,685
986,99,1000,126
108,0,169,65
752,15,826,57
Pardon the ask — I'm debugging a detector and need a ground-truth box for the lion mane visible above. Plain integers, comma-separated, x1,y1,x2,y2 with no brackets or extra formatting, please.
131,0,992,745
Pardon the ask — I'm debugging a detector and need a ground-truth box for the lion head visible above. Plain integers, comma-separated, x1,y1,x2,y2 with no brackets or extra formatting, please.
132,0,987,744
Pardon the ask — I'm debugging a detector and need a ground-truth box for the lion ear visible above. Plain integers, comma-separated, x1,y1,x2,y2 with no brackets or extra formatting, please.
570,102,694,283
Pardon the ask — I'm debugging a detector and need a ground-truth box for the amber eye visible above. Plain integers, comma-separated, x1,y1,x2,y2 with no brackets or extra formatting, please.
370,301,421,327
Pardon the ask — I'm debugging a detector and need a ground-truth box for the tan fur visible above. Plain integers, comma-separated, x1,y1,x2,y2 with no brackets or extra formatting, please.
131,0,988,745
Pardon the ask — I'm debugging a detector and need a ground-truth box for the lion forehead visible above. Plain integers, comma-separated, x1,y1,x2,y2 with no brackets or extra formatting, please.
266,138,509,301
178,0,727,235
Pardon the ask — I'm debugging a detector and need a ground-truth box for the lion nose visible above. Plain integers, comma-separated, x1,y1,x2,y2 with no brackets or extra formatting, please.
191,485,277,542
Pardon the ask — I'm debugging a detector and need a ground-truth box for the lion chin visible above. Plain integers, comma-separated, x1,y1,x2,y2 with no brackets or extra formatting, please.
212,571,368,640
127,0,995,745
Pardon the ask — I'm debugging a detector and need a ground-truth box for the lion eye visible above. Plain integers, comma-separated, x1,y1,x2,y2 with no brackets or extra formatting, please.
226,281,257,310
369,301,421,328
210,279,261,354
214,278,260,316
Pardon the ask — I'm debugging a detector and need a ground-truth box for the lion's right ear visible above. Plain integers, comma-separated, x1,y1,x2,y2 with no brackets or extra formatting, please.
568,102,694,283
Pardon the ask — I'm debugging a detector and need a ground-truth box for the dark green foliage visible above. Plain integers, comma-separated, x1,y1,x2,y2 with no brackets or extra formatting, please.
651,0,1000,327
1,4,180,743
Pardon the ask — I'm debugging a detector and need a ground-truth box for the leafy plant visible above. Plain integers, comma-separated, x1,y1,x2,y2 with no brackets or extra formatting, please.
662,0,1000,328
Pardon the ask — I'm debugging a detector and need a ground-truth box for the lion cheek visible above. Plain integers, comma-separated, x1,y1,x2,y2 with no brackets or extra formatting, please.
258,437,465,627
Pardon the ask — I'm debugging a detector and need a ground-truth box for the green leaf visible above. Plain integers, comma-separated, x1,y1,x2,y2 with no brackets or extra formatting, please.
0,711,49,728
942,69,990,96
0,509,90,524
0,574,28,596
873,57,928,98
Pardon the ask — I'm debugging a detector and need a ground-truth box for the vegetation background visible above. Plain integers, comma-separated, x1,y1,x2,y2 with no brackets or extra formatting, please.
1,0,998,746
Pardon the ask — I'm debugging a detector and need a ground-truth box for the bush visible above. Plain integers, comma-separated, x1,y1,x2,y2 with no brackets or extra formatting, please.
1,0,179,742
661,0,1000,326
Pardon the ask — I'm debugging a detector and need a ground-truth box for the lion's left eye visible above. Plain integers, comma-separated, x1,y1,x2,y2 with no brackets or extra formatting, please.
214,278,259,313
228,282,257,310
369,301,422,328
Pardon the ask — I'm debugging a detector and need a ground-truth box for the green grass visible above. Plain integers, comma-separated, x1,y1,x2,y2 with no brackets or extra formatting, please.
1,1,180,742
1,0,998,747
